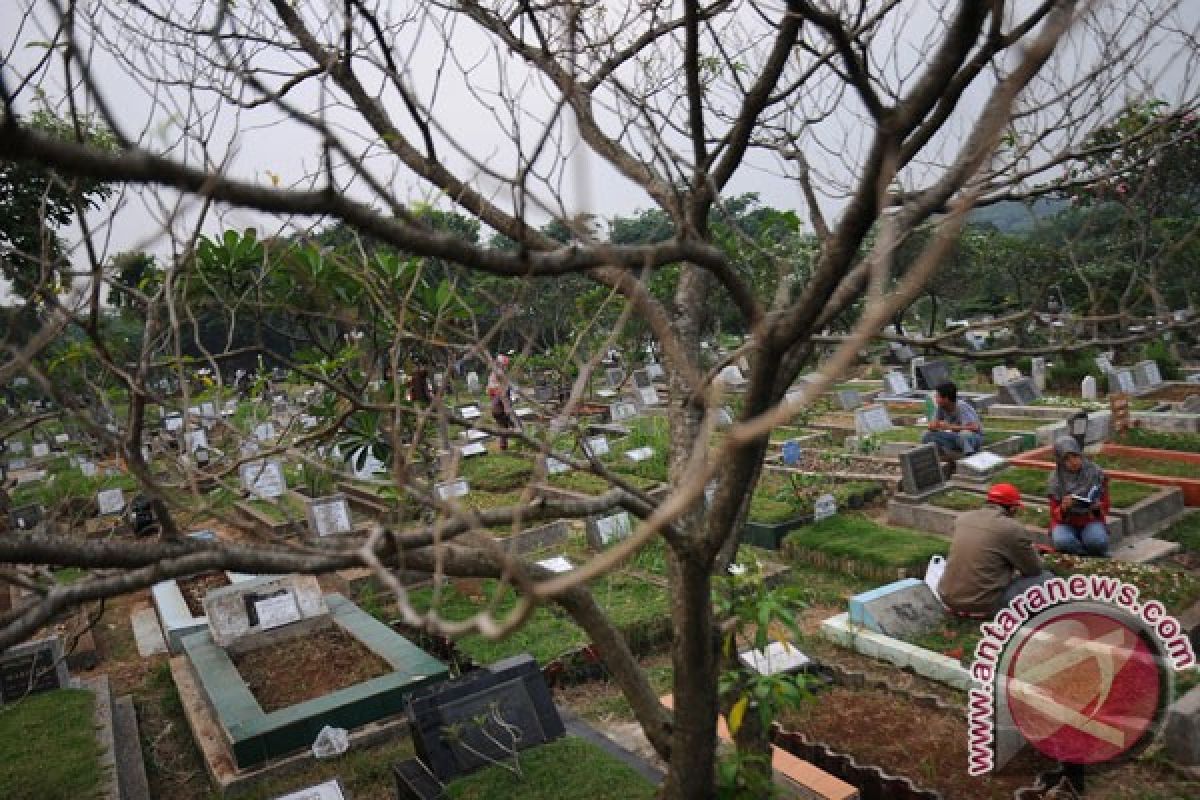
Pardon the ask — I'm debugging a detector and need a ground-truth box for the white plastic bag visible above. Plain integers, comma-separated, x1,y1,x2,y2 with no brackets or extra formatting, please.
311,725,350,759
925,555,947,600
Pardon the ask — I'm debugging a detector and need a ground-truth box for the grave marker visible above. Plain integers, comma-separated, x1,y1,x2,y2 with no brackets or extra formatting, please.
849,578,945,638
79,461,97,477
609,401,637,422
274,779,346,800
645,363,665,381
1081,375,1097,401
781,440,802,466
53,433,68,445
959,451,1007,478
716,406,734,426
458,405,482,420
465,371,481,394
9,441,23,455
435,478,470,501
463,429,489,441
854,404,893,435
96,488,126,516
915,359,951,391
1094,355,1113,374
738,641,813,676
718,365,747,386
185,429,209,453
306,495,353,537
239,460,287,498
0,637,69,703
898,444,945,496
624,446,654,462
31,442,49,459
545,456,570,475
606,367,626,389
814,493,837,521
535,556,573,574
1114,369,1136,395
253,422,276,441
836,389,862,411
1031,357,1046,392
458,442,487,457
255,592,304,631
586,511,634,549
203,574,329,650
882,372,912,397
992,365,1010,386
1183,395,1200,414
1134,359,1163,389
998,377,1039,406
585,435,610,456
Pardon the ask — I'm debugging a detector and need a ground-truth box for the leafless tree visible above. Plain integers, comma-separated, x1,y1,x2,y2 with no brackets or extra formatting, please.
2,1,1198,796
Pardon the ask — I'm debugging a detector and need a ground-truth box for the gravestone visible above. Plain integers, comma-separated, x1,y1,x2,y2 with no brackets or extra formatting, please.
998,377,1039,406
898,444,945,496
458,442,487,457
992,365,1010,386
164,414,183,433
185,429,208,453
836,389,862,411
849,578,945,638
645,362,665,381
79,460,97,478
738,641,813,677
915,360,952,391
1145,361,1163,387
715,406,734,427
306,495,353,537
1114,369,1136,395
9,504,43,531
606,367,626,389
1081,375,1097,401
253,422,276,441
404,654,565,784
585,435,610,457
635,385,661,407
814,493,837,522
882,372,912,397
53,433,68,445
959,451,1007,479
30,442,49,459
1094,355,1113,375
586,511,634,549
535,556,573,574
239,460,287,498
718,365,747,387
0,636,69,703
624,446,654,462
465,371,481,394
1134,359,1162,389
632,369,652,390
9,440,23,455
458,405,482,420
274,779,346,800
435,479,471,501
781,440,802,466
1031,357,1046,392
203,574,329,651
609,401,637,423
545,457,570,475
463,429,489,442
96,488,126,516
854,404,893,435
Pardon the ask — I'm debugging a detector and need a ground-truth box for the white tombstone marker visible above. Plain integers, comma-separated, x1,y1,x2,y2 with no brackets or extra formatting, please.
1031,357,1047,392
610,402,637,422
254,422,276,441
637,386,661,406
646,363,665,381
165,415,184,432
625,446,654,462
992,365,1009,386
31,443,49,458
255,592,303,631
718,365,747,386
9,441,23,455
1081,376,1097,401
458,442,487,457
435,478,470,500
882,372,911,396
1007,367,1022,382
464,429,490,441
593,512,633,546
739,641,812,676
80,461,97,478
54,433,69,445
274,779,347,800
97,488,126,516
459,405,482,420
309,497,353,537
536,556,574,574
185,429,209,453
1115,369,1136,395
545,457,571,475
466,372,481,393
585,436,610,457
854,404,893,435
239,460,287,498
814,493,837,522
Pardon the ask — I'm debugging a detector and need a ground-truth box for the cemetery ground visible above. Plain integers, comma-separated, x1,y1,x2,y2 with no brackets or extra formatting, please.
6,362,1200,800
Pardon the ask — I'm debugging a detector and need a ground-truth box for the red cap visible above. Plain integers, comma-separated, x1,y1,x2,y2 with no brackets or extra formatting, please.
987,483,1023,508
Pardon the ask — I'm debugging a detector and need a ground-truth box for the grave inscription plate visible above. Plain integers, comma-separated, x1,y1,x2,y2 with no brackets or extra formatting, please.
307,495,353,537
915,360,951,391
239,460,286,498
998,377,1039,406
586,511,634,549
899,444,945,495
0,637,68,704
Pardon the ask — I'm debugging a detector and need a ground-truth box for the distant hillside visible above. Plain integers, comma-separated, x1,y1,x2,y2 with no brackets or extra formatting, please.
967,197,1068,232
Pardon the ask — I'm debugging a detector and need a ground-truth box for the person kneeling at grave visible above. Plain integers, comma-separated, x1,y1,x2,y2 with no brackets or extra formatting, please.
938,483,1050,616
920,381,983,467
1046,437,1110,557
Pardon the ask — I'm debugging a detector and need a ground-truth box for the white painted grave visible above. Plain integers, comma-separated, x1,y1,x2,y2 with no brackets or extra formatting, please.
1081,376,1097,401
610,402,637,422
718,366,747,386
97,488,126,516
854,404,893,435
739,641,812,676
545,457,571,475
625,446,654,462
435,478,470,500
254,422,276,441
586,436,610,456
458,442,487,457
459,405,482,420
31,443,49,459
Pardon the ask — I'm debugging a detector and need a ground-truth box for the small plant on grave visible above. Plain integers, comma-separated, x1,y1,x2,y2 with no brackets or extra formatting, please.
713,557,816,799
855,433,881,456
440,701,526,779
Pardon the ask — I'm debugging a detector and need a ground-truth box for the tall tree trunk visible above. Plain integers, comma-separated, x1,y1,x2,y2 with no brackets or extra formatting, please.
662,552,719,800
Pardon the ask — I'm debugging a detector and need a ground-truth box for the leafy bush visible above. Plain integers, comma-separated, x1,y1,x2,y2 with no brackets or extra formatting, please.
1141,339,1182,380
1045,348,1097,391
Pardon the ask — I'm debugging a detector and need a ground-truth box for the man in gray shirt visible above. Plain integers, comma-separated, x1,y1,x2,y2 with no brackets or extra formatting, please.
921,381,983,462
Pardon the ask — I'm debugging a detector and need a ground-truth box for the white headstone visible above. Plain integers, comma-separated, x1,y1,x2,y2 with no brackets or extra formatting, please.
535,556,574,574
459,405,482,420
1114,369,1136,395
909,356,926,391
738,641,812,676
718,366,747,386
1007,367,1022,382
274,779,347,800
625,446,654,462
545,457,571,475
31,443,49,459
464,429,489,441
1081,375,1097,401
882,372,911,396
185,429,209,453
435,478,470,500
458,442,487,457
466,371,481,393
239,460,287,498
79,461,97,477
164,415,184,432
255,592,303,631
637,386,660,406
646,363,665,381
253,422,276,441
1094,355,1113,374
96,488,126,516
610,402,637,422
590,512,634,547
1031,357,1046,392
9,441,23,455
854,404,893,435
814,493,837,521
307,496,353,537
53,433,68,445
992,365,1009,386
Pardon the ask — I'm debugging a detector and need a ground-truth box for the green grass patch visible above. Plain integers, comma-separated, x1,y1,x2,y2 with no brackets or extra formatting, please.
546,470,658,495
748,473,880,524
1114,428,1200,454
0,688,105,800
904,615,984,667
459,453,535,492
245,493,308,523
784,513,948,570
11,469,139,509
872,427,1013,445
998,467,1157,508
928,490,1049,528
445,736,656,800
1094,452,1200,480
1159,512,1200,554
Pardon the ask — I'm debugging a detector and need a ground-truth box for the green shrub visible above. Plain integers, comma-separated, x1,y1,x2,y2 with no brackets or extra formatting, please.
1045,348,1097,391
1141,339,1182,381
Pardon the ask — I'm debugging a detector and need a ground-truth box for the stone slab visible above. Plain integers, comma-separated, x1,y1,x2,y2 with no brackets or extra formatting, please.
131,606,169,657
79,674,120,800
113,694,152,800
203,574,329,652
1165,685,1200,766
1111,537,1181,564
848,578,945,638
820,612,971,691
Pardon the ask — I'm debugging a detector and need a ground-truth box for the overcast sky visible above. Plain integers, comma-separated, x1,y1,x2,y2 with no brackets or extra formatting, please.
2,1,1197,304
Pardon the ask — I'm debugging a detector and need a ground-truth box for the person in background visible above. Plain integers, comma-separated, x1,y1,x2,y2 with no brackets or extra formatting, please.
921,381,983,470
1047,437,1110,557
487,354,513,450
938,483,1049,615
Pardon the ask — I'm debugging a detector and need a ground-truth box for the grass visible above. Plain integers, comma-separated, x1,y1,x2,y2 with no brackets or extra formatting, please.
784,513,948,570
547,470,658,495
872,427,1014,446
998,466,1158,508
1114,428,1200,454
244,493,308,523
1159,512,1200,554
982,417,1058,433
0,688,106,800
11,469,139,509
905,615,985,666
748,472,879,524
445,736,657,800
458,453,535,492
1044,553,1200,615
1094,452,1200,480
928,490,1050,528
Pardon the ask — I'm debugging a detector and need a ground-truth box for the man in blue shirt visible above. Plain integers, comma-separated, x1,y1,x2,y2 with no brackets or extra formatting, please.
921,381,983,464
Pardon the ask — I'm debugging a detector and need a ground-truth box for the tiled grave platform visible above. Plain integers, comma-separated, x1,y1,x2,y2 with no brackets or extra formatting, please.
177,593,447,772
